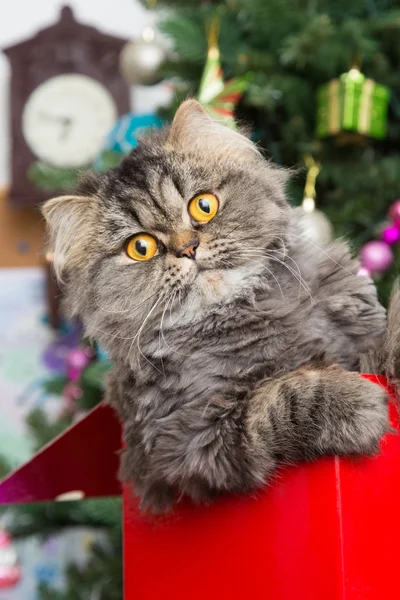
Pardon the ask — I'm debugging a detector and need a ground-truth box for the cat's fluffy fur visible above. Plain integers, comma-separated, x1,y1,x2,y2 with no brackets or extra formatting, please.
43,99,396,512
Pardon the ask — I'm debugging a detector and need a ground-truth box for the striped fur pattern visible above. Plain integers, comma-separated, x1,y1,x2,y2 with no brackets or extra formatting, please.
43,100,391,512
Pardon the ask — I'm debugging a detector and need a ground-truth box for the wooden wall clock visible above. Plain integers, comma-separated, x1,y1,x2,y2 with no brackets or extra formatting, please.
3,5,130,207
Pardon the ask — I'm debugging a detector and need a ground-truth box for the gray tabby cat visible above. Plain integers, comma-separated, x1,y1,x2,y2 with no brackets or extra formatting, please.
43,99,399,513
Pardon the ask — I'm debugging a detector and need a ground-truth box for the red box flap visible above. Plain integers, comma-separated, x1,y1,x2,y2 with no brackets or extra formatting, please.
0,402,122,504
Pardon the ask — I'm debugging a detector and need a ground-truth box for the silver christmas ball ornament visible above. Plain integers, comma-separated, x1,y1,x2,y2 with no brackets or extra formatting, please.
119,27,167,86
300,197,334,245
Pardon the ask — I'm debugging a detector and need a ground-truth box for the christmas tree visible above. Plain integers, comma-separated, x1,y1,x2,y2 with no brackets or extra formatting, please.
0,340,121,599
153,0,400,304
1,497,122,599
2,3,400,595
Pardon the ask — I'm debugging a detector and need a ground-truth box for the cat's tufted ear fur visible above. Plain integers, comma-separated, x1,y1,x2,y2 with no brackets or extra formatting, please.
42,195,96,280
167,98,260,160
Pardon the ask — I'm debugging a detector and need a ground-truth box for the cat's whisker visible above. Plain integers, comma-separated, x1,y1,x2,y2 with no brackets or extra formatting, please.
231,235,268,246
87,325,144,342
158,293,171,351
234,247,312,302
276,232,354,276
87,291,167,342
266,255,314,304
168,289,182,333
258,265,285,300
93,287,161,316
168,289,177,326
157,296,167,373
133,292,165,346
233,250,267,255
131,292,166,376
274,236,288,257
158,293,187,357
265,249,305,285
265,251,310,290
236,247,312,301
93,290,133,315
228,252,285,299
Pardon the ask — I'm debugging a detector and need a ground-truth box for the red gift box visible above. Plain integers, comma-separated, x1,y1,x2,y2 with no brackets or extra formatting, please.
0,374,399,600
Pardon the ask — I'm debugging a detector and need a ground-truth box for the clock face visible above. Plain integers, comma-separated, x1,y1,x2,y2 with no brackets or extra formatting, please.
22,74,118,168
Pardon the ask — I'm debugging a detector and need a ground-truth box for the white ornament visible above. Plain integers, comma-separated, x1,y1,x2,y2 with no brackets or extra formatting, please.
300,197,334,245
120,27,167,86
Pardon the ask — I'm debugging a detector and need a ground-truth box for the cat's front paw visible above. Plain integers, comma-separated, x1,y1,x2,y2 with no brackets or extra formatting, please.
137,482,177,515
320,373,391,457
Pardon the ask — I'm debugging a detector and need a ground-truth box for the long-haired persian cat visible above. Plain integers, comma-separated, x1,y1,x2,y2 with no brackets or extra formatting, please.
43,99,399,512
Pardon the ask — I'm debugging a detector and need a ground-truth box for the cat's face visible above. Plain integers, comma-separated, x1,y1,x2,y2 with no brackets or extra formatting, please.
43,100,289,361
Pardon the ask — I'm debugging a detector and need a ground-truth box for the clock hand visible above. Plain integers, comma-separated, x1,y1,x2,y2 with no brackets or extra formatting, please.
59,118,73,141
38,112,73,141
38,112,61,123
38,112,72,126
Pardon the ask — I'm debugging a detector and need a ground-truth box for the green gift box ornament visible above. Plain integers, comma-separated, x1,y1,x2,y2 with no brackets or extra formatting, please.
316,68,390,141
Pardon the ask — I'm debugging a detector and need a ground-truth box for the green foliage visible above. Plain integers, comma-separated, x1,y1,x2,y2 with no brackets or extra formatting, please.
25,408,74,453
27,151,124,192
37,539,123,600
28,162,81,192
80,361,112,394
37,534,123,600
4,410,122,599
7,4,400,597
43,375,68,396
0,455,11,479
5,499,122,600
95,150,125,172
5,358,122,598
155,0,400,304
6,498,121,541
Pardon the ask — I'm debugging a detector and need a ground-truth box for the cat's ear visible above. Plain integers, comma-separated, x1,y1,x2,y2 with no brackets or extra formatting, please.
167,98,259,159
42,195,95,280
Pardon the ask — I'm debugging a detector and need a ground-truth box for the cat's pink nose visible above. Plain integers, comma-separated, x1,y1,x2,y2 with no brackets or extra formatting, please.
177,241,199,260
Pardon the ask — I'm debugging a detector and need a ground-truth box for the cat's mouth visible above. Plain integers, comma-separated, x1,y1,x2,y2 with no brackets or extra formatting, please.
196,262,211,272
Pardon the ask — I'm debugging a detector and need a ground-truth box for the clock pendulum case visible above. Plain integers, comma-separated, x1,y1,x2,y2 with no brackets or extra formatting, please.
3,5,130,327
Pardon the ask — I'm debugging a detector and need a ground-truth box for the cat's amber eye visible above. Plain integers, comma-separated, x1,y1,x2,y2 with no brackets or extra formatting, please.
126,234,158,261
188,193,219,223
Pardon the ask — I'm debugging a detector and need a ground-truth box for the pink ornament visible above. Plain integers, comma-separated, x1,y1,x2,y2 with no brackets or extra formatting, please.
63,382,83,414
389,200,400,226
381,225,400,245
357,267,371,277
0,530,21,589
66,347,93,381
64,381,83,405
0,565,21,589
360,241,393,274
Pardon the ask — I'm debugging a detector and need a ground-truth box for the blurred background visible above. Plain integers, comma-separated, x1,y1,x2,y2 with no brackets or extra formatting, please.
0,0,399,597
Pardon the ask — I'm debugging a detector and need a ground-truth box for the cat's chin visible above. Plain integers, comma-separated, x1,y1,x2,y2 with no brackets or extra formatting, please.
197,269,225,294
197,266,258,299
168,265,263,326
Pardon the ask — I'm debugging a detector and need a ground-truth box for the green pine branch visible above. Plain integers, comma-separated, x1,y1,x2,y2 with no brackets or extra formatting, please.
156,0,400,304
